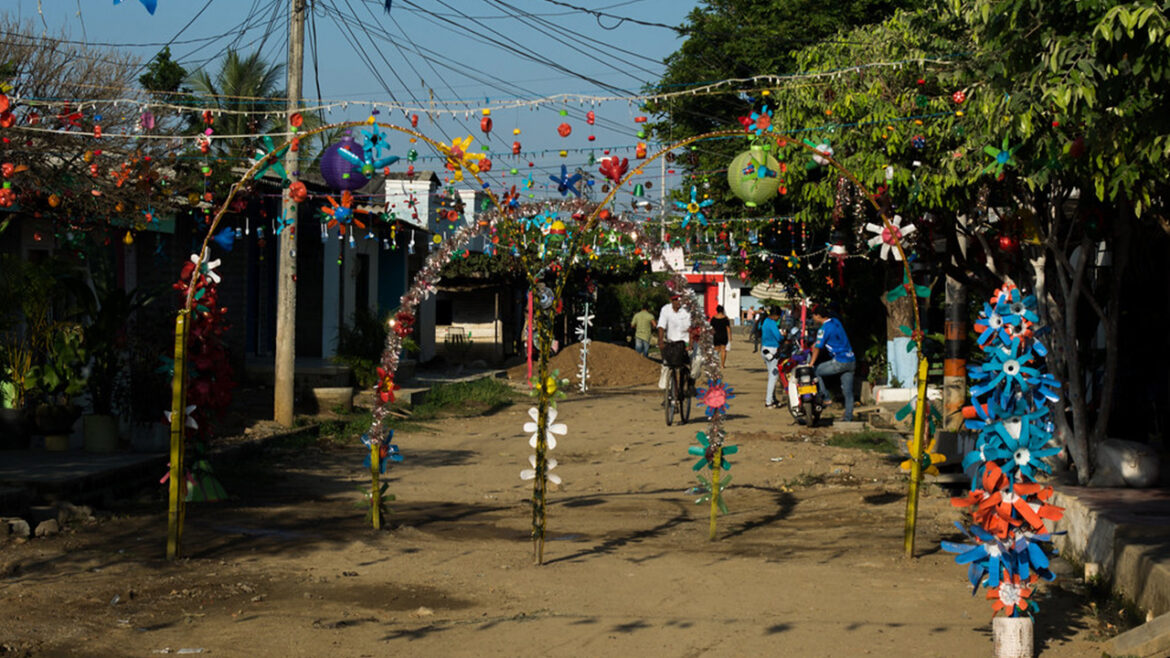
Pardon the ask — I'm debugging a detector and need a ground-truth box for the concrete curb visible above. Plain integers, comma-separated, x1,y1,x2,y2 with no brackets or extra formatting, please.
1050,487,1170,619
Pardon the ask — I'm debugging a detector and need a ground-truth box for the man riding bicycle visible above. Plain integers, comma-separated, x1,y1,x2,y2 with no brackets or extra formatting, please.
657,294,693,393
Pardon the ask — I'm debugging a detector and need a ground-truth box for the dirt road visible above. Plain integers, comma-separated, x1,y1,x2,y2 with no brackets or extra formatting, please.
0,335,1107,656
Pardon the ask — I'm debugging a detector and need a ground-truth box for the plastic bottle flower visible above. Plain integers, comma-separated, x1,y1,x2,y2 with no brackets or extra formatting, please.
969,336,1044,409
992,284,1040,336
523,406,567,450
986,572,1037,617
675,186,714,229
982,136,1020,179
439,135,485,181
548,164,583,197
695,379,735,419
746,104,774,137
947,282,1063,618
251,135,289,181
688,431,737,471
864,215,916,261
320,190,370,236
362,431,402,474
521,454,561,485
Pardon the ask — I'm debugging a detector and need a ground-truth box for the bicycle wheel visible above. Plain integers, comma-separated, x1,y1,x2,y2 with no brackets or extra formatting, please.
679,370,692,424
664,368,676,426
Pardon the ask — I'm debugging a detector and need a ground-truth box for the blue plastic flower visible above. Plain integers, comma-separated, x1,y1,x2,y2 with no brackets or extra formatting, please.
942,522,1010,593
969,336,1044,409
675,186,715,229
548,164,583,197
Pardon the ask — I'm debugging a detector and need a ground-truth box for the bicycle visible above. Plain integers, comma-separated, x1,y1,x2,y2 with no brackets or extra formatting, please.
661,341,692,426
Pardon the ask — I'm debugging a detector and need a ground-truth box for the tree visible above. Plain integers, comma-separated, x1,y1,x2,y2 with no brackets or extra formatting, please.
647,0,1170,483
0,18,180,227
186,49,286,156
644,0,923,219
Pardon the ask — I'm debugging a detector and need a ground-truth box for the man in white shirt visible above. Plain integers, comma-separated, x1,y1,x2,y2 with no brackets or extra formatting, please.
657,294,692,390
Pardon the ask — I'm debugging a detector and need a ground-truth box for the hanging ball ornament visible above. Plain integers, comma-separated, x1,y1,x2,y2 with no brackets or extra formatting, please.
727,145,783,207
319,135,368,191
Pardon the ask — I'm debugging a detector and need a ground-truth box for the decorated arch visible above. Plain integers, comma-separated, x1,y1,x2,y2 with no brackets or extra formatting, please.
168,120,940,566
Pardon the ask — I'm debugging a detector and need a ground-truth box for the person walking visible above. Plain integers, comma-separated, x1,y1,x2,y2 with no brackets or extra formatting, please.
809,305,857,422
759,307,783,408
629,304,657,358
751,309,764,353
709,305,731,369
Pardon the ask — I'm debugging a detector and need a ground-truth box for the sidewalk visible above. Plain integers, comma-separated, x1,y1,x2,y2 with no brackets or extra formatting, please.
1051,485,1170,618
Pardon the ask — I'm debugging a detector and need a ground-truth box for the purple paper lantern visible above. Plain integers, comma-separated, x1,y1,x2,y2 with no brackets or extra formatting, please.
320,135,368,191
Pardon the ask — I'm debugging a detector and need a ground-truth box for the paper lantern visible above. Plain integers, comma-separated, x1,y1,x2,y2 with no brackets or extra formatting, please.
727,145,782,207
320,136,369,191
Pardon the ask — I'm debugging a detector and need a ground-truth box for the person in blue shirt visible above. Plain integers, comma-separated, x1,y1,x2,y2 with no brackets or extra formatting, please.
809,305,856,422
759,307,784,408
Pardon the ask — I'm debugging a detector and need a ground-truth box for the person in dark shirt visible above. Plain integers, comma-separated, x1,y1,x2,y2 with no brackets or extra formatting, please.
709,305,731,368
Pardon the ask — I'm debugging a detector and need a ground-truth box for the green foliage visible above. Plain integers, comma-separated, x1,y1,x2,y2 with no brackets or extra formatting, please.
827,430,901,454
333,307,419,389
186,48,285,155
413,377,516,420
645,0,924,219
319,408,374,442
139,46,188,95
27,324,87,405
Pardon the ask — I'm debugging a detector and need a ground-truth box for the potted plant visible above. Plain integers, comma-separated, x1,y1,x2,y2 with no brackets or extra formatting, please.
0,255,58,449
80,271,157,452
27,323,87,451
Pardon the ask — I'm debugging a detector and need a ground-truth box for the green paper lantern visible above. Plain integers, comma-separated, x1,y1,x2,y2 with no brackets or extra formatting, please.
727,145,782,207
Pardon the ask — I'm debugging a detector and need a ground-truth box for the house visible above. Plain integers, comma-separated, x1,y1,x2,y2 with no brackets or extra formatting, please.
384,172,520,366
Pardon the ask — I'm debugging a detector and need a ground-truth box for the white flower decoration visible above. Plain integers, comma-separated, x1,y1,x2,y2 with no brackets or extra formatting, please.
163,405,198,429
520,454,562,485
190,250,222,284
865,215,916,261
523,406,567,450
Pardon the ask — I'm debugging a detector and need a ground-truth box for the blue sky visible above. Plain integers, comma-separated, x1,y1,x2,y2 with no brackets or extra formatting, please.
5,0,700,201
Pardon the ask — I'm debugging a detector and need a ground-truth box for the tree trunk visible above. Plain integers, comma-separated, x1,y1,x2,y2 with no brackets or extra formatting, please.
1088,208,1133,472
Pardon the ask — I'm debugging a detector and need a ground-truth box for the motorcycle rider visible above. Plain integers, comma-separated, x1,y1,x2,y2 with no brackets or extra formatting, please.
809,305,856,422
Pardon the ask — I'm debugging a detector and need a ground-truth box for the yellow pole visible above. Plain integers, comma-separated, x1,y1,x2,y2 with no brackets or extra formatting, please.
167,311,190,561
903,355,930,558
370,442,382,530
709,447,722,541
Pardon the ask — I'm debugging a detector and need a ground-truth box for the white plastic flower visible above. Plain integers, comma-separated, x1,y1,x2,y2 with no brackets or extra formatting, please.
163,404,198,430
865,214,916,261
522,406,567,450
520,454,562,485
190,250,222,284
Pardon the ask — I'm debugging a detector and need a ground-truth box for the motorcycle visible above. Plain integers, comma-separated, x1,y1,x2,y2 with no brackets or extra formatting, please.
778,348,823,427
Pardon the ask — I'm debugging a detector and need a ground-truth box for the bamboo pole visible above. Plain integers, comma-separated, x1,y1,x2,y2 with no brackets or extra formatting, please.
709,447,722,541
166,311,189,560
370,441,382,530
903,355,930,558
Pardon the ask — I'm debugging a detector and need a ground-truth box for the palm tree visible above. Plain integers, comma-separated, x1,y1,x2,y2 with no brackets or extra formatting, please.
187,49,285,155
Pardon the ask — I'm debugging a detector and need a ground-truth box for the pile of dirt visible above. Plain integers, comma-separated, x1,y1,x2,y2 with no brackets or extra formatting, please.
507,341,660,388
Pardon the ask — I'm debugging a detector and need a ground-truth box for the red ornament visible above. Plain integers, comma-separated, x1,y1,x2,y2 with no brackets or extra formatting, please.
480,116,493,134
288,181,308,203
512,141,521,155
952,90,966,104
410,114,418,128
998,235,1019,252
556,122,572,137
586,111,595,125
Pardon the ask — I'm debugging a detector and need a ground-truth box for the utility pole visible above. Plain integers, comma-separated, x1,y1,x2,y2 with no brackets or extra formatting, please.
274,0,305,426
